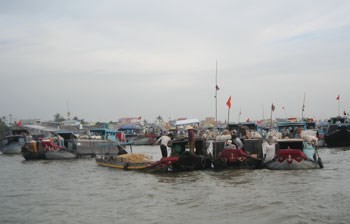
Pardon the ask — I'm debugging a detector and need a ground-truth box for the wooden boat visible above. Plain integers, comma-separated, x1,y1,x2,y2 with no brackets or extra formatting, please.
96,137,212,173
55,128,128,157
96,153,154,170
263,138,323,170
118,124,144,143
151,137,212,172
21,139,76,160
324,116,350,147
212,139,264,170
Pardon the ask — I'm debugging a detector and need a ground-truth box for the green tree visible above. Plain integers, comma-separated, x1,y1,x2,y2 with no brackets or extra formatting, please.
54,113,66,122
156,115,163,123
0,116,10,138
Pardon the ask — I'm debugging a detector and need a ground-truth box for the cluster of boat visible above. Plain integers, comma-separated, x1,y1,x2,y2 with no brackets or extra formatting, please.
2,115,350,172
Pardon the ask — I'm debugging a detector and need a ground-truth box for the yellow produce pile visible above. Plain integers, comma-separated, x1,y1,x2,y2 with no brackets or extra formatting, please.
117,153,153,163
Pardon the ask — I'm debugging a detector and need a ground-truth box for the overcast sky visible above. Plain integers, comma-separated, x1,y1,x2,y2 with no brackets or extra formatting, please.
1,0,350,123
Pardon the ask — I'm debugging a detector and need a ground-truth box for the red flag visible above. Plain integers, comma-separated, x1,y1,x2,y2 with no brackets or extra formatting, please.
226,96,232,109
336,95,340,100
271,104,275,112
216,85,220,90
137,116,142,120
246,118,250,122
17,121,22,126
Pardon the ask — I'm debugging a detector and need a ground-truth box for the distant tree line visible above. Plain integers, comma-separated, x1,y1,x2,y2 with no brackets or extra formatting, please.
0,116,10,138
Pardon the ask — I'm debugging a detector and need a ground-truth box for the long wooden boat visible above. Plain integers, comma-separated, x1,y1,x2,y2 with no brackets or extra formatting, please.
96,137,212,173
96,155,153,170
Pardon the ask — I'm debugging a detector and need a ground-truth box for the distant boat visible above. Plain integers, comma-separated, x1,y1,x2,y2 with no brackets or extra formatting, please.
118,124,144,142
0,135,27,154
55,128,127,157
21,139,76,160
324,116,350,147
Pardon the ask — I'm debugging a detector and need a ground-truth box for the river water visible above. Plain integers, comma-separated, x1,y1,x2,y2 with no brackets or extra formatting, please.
0,145,349,224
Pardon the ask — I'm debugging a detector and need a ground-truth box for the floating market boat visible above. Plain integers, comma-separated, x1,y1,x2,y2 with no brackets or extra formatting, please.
96,153,154,170
146,137,212,173
55,128,127,157
212,139,264,170
21,139,76,160
324,116,350,147
96,137,212,172
263,138,323,170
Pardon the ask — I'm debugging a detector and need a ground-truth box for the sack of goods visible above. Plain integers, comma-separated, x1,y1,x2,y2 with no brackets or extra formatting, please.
117,154,153,163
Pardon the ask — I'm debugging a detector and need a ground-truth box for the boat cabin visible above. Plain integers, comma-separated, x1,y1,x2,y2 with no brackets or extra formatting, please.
326,116,350,135
118,124,144,139
328,116,348,125
10,127,30,136
1,135,26,146
171,138,207,156
277,122,306,138
276,139,304,151
89,128,119,141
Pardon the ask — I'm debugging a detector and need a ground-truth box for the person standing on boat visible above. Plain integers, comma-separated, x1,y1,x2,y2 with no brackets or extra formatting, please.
156,133,173,158
186,125,196,154
231,130,244,149
58,135,65,147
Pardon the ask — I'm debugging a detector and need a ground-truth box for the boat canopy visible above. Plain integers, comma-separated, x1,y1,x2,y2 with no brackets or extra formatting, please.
277,122,306,130
22,124,59,132
54,130,79,139
328,116,348,125
175,119,200,127
277,139,305,150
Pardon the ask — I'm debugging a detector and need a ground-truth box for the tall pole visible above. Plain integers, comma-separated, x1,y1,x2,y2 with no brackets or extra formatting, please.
270,104,274,129
215,60,218,125
270,109,273,129
227,107,230,125
301,92,306,120
237,108,241,123
262,104,265,120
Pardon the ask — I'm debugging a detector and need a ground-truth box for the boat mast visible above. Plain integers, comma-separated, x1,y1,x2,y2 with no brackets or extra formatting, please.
215,60,218,125
301,92,306,120
66,101,71,121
